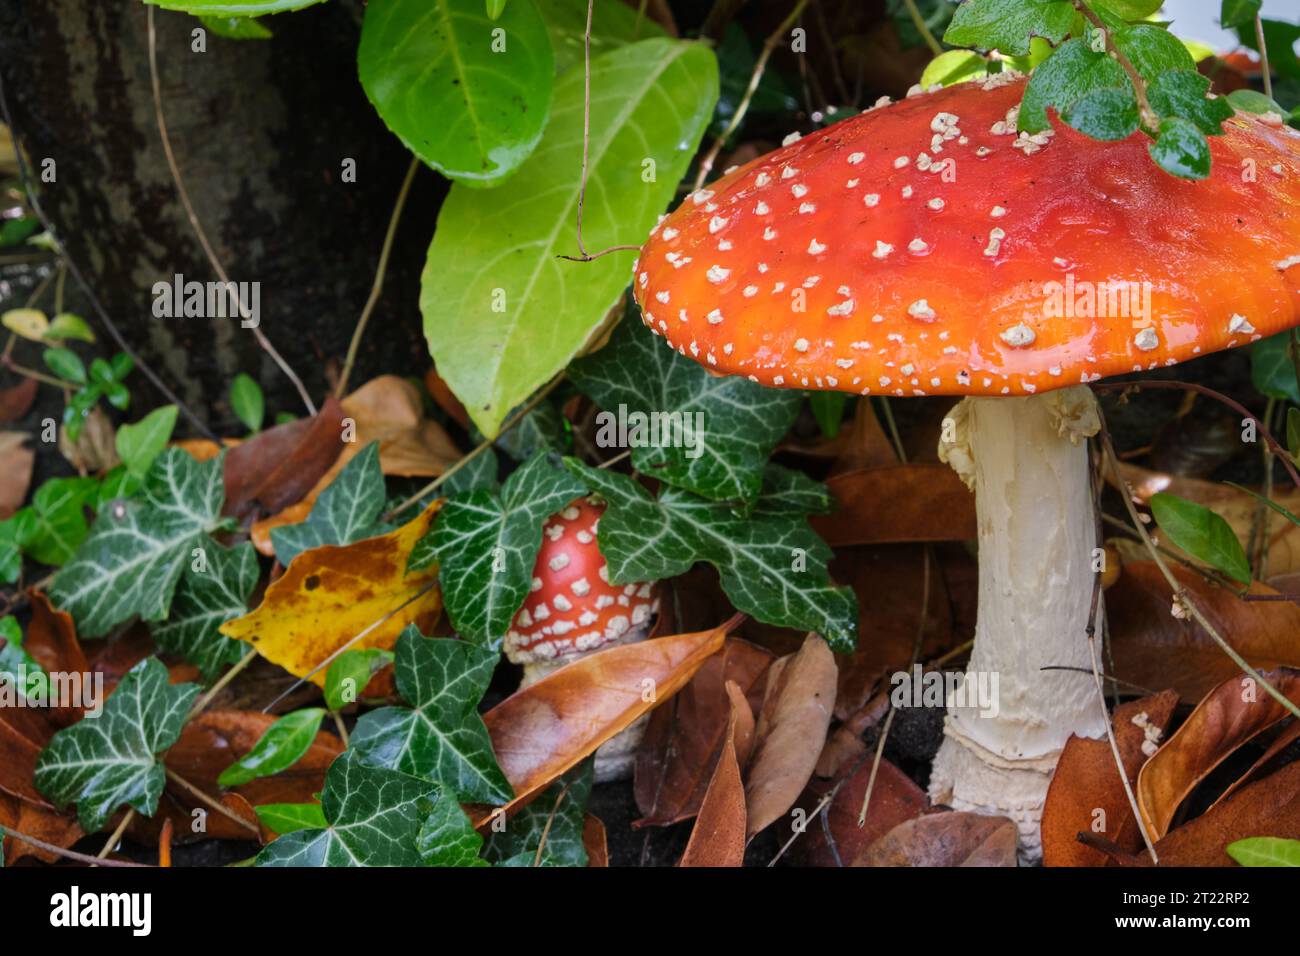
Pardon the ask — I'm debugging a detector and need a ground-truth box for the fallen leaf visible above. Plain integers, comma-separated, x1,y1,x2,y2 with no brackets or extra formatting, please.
790,757,930,867
1137,668,1300,840
483,617,735,813
780,398,897,475
680,681,751,867
634,636,773,827
424,367,471,430
0,431,33,519
1154,762,1300,866
745,634,837,839
583,814,609,868
0,793,82,865
58,406,117,472
854,811,1017,866
811,464,976,547
1041,690,1180,867
338,375,461,478
23,590,91,727
1108,562,1300,702
220,503,443,687
0,377,36,423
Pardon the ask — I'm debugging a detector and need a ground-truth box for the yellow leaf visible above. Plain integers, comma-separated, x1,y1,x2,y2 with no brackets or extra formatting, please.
220,502,443,687
2,308,49,341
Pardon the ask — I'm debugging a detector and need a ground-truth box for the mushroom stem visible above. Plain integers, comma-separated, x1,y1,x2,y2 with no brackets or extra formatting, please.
929,386,1106,859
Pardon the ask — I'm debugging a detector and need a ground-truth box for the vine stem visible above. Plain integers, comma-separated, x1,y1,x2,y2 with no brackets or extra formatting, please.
1074,1,1158,130
903,0,943,57
164,768,259,835
147,6,317,417
692,0,811,193
0,825,149,868
1255,14,1273,101
97,810,134,860
335,156,420,399
0,357,77,390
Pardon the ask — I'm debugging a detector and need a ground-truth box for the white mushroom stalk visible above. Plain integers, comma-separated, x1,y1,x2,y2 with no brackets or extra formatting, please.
928,385,1106,859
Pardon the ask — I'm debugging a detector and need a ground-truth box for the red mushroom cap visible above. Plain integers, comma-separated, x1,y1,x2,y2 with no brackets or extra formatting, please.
634,75,1300,398
505,498,657,664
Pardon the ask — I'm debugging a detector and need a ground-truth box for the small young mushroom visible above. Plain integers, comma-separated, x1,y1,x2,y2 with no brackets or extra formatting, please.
632,75,1300,857
506,497,659,781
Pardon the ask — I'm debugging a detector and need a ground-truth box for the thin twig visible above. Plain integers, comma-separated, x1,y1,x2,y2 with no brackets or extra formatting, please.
190,648,258,718
336,156,420,399
147,6,317,416
533,782,572,866
164,768,259,835
1074,2,1158,130
97,810,134,860
903,0,943,56
692,0,811,192
1255,14,1273,101
0,825,149,868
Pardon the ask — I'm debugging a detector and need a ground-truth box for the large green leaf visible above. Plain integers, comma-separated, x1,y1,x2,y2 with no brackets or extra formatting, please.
49,449,228,637
421,37,719,437
535,0,666,76
144,0,325,14
484,761,592,866
34,658,198,832
271,442,390,566
351,626,511,803
1149,492,1251,585
255,752,439,867
943,0,1075,56
149,541,258,681
566,459,859,651
358,0,554,186
570,308,801,502
409,451,585,644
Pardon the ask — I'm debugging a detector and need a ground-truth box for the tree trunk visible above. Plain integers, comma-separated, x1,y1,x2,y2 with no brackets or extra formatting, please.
0,0,441,431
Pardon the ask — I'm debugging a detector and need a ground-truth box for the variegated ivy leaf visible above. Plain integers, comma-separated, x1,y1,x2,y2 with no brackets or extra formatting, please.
34,657,198,832
569,307,800,502
415,791,488,867
149,542,259,681
484,761,592,866
409,452,585,645
255,752,438,867
566,459,858,652
350,626,511,804
49,448,229,638
271,442,390,566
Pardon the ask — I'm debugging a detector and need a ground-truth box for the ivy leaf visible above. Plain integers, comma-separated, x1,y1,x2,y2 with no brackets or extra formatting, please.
254,802,328,835
116,405,178,478
943,0,1075,56
149,541,258,681
0,519,22,584
444,446,500,495
351,626,512,804
1063,86,1140,141
34,657,198,832
566,459,859,652
0,616,44,702
271,442,390,566
1020,39,1129,135
49,449,228,637
421,38,718,438
1149,116,1211,180
484,761,592,866
1251,333,1300,404
410,452,585,644
21,476,99,567
1149,492,1251,585
569,308,801,502
359,0,553,186
324,648,394,712
415,791,488,866
1226,836,1300,866
255,752,438,867
1147,69,1235,135
218,708,327,787
486,401,570,462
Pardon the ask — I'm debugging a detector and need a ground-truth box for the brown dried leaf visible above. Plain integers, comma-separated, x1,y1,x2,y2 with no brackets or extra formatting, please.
0,793,82,865
811,464,976,547
791,757,930,867
680,681,751,867
0,431,33,519
0,377,36,423
854,811,1017,867
1154,761,1300,866
223,396,347,521
583,814,609,868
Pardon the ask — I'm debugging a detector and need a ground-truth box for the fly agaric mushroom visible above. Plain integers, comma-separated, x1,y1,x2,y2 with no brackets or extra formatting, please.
631,73,1300,857
505,497,659,781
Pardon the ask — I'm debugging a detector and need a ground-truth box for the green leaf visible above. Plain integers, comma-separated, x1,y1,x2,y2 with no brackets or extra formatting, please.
144,0,325,14
1227,88,1285,116
809,392,849,440
23,477,99,567
358,0,554,186
1226,836,1300,866
410,451,585,643
444,446,500,495
570,310,800,502
416,790,489,865
43,348,85,385
1147,69,1234,134
34,657,198,832
255,752,438,867
49,449,228,637
1240,20,1300,81
0,517,27,584
218,707,327,787
43,313,95,344
1112,23,1196,78
1020,39,1129,135
1251,333,1300,404
1287,407,1300,461
920,49,989,88
1093,0,1164,18
0,616,44,703
487,401,570,462
271,442,391,566
1063,86,1140,140
324,648,394,712
484,761,592,866
566,459,859,652
116,405,179,478
1149,492,1251,585
199,15,273,38
421,37,719,438
485,0,507,19
149,542,258,681
1220,0,1263,30
254,802,328,835
229,373,264,433
943,0,1075,56
1149,116,1211,179
535,0,666,76
351,627,510,803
